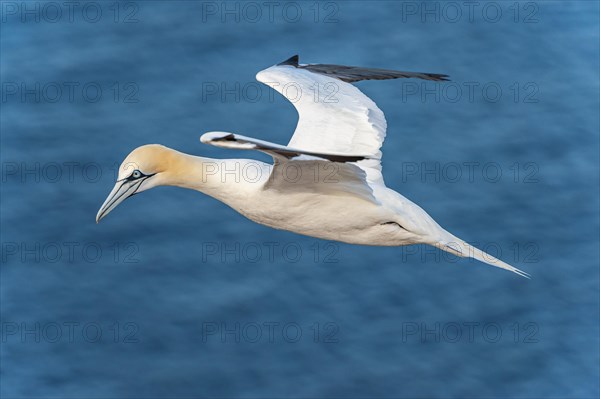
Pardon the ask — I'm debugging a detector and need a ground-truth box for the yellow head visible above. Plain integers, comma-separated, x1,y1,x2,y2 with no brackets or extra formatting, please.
96,144,179,223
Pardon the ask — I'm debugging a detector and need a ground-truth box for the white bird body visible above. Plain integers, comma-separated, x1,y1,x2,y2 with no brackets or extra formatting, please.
138,153,401,245
97,55,529,278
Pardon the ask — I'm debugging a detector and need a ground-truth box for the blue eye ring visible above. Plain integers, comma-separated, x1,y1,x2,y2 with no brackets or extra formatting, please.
127,169,144,181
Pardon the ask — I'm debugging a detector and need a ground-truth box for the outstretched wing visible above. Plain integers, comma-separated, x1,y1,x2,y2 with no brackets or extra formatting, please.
200,131,378,203
256,55,448,184
200,131,369,163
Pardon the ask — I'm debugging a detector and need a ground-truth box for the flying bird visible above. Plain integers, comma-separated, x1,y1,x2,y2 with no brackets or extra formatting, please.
96,55,529,278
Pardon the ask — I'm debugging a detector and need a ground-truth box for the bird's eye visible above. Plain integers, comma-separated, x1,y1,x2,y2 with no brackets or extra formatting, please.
128,170,143,180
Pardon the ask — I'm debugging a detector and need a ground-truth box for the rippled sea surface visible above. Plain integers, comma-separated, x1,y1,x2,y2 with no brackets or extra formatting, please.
1,1,599,398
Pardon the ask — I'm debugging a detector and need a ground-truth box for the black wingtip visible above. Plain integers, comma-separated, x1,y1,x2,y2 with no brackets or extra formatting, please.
432,74,451,82
278,55,299,67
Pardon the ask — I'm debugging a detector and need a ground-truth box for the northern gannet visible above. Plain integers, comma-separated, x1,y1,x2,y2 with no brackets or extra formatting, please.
96,55,529,278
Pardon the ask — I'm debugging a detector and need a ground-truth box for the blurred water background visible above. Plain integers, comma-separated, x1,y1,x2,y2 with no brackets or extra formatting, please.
1,1,599,397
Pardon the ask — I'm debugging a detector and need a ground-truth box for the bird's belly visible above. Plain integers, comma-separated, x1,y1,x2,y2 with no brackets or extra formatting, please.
234,191,410,246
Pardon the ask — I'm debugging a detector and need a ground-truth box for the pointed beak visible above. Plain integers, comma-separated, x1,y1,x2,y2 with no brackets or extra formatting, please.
96,179,145,223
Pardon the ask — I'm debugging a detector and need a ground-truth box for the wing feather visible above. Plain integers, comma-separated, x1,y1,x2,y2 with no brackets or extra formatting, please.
201,131,370,162
257,62,387,183
207,56,449,185
200,132,378,203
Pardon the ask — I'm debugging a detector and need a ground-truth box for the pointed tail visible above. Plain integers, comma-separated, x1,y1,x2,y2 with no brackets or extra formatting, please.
435,237,531,279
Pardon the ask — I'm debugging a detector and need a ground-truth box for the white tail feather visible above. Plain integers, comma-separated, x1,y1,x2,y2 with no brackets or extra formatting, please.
435,238,531,279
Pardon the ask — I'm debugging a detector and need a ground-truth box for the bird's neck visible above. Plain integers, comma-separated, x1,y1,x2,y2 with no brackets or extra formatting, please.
160,149,268,204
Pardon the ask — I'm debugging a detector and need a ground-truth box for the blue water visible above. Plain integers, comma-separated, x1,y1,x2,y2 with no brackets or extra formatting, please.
1,1,599,397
